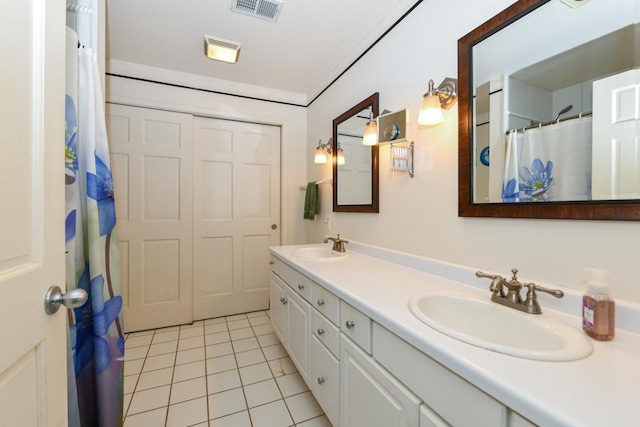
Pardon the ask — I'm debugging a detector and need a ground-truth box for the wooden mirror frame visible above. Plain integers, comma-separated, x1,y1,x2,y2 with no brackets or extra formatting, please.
332,92,380,213
458,0,640,221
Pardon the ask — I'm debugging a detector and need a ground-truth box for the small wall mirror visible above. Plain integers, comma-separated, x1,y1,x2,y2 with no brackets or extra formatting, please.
458,0,640,220
333,93,379,212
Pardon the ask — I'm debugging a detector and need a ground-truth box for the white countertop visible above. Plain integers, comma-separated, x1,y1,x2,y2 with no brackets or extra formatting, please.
270,241,640,427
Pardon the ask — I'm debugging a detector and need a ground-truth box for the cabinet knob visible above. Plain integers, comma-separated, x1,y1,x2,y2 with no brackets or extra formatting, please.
317,299,325,306
280,297,287,304
345,320,355,329
298,284,305,290
269,261,274,265
317,328,325,335
317,377,325,385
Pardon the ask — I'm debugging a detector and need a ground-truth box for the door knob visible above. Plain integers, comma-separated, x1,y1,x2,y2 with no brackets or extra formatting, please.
271,224,278,230
44,286,88,315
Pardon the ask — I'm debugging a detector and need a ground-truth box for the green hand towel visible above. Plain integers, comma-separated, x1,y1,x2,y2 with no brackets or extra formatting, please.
303,182,320,220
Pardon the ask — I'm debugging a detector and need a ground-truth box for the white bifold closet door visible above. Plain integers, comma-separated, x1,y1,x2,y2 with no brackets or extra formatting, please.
106,105,280,331
192,117,280,320
107,104,194,331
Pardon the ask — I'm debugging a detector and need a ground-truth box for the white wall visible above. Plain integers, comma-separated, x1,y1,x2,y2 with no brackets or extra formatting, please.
306,0,640,304
106,70,308,247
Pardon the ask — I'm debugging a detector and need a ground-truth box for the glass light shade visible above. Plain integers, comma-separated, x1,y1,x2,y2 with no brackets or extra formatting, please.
418,94,444,125
362,122,378,146
314,147,328,164
337,148,345,165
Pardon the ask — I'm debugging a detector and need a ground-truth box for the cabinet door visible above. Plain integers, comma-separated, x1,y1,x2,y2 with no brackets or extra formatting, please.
286,289,311,382
340,334,420,427
270,273,287,344
311,335,340,427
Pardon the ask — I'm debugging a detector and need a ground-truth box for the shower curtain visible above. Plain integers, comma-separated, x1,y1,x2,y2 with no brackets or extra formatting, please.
502,117,593,202
65,28,124,427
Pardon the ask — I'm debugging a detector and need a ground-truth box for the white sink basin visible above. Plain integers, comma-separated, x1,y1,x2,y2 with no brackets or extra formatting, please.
408,293,592,361
292,247,347,260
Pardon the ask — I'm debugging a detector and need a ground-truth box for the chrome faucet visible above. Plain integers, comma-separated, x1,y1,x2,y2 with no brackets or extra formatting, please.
324,234,349,252
476,268,564,314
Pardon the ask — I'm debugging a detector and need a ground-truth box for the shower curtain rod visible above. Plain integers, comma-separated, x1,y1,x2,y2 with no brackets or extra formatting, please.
506,111,592,135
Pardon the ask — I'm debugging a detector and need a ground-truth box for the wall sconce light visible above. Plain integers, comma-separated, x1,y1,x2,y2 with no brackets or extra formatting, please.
314,138,333,164
337,145,346,165
418,78,458,126
362,112,378,146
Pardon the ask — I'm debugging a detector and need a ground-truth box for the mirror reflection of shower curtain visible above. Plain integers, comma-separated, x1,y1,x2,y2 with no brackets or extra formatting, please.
502,117,592,202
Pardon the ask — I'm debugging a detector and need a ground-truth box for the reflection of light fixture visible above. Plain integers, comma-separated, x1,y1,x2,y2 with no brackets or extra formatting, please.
204,35,242,64
337,145,345,165
314,138,333,164
362,112,378,146
418,78,458,126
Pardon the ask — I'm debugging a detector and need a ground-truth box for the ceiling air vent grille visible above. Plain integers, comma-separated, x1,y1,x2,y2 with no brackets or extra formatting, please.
231,0,284,23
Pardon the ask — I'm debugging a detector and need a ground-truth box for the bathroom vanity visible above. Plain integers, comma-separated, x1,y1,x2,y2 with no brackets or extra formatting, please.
269,242,640,427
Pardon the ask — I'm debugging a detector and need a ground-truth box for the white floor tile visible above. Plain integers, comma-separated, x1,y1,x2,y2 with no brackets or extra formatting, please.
206,342,234,358
142,353,175,372
205,317,226,325
124,359,144,376
230,327,255,341
206,354,238,374
207,369,242,394
210,410,252,427
225,314,248,321
235,348,266,368
239,362,273,385
178,335,204,351
243,378,282,408
124,346,149,361
252,323,274,336
124,375,138,395
136,367,173,391
181,320,204,329
123,407,166,427
249,315,271,326
257,333,280,348
148,340,178,357
205,322,229,334
268,357,297,377
170,377,207,405
231,337,260,353
127,385,170,415
296,415,333,427
206,331,231,345
262,344,287,361
227,318,251,330
208,387,247,419
247,310,268,318
173,360,205,382
275,372,308,397
152,329,180,344
285,391,323,424
166,396,208,427
125,335,153,349
180,326,204,339
249,400,293,427
176,347,205,366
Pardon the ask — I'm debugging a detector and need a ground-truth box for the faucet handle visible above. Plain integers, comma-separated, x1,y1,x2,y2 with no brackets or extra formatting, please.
476,271,499,280
523,283,564,314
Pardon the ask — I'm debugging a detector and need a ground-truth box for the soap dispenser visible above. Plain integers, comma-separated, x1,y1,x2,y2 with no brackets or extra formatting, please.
582,269,615,341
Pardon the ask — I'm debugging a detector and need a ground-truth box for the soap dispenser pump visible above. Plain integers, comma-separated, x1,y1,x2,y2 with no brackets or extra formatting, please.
582,268,615,341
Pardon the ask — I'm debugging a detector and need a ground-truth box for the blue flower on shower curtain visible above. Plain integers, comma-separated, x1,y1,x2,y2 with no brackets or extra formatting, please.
519,158,554,201
502,178,519,202
70,269,123,376
87,155,116,236
65,95,78,182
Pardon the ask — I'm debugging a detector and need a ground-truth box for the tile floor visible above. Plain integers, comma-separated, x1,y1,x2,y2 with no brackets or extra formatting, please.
123,310,331,427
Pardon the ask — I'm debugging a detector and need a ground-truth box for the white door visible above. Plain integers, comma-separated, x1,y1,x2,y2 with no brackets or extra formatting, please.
0,0,67,424
193,117,280,319
106,103,194,332
592,69,640,199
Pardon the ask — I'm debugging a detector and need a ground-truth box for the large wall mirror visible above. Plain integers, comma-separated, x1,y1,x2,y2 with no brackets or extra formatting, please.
333,93,379,212
458,0,640,220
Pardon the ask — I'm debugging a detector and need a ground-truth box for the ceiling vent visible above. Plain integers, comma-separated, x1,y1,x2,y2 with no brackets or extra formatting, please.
231,0,284,23
204,35,242,64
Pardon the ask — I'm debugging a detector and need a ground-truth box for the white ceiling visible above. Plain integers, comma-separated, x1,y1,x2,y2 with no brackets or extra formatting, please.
106,0,418,104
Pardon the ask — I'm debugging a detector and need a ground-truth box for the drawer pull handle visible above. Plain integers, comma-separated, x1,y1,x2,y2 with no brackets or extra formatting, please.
269,261,275,265
280,297,287,304
345,320,355,329
317,377,325,385
317,328,325,335
298,284,305,290
317,299,325,306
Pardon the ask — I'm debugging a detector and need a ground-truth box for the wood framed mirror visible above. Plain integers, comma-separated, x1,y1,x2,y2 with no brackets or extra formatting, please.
458,0,640,220
333,93,380,213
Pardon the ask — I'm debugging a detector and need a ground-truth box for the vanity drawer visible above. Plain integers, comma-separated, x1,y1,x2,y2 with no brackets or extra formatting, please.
312,308,340,358
275,259,297,287
311,335,340,427
311,282,340,325
340,301,372,354
373,323,507,427
292,273,313,303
